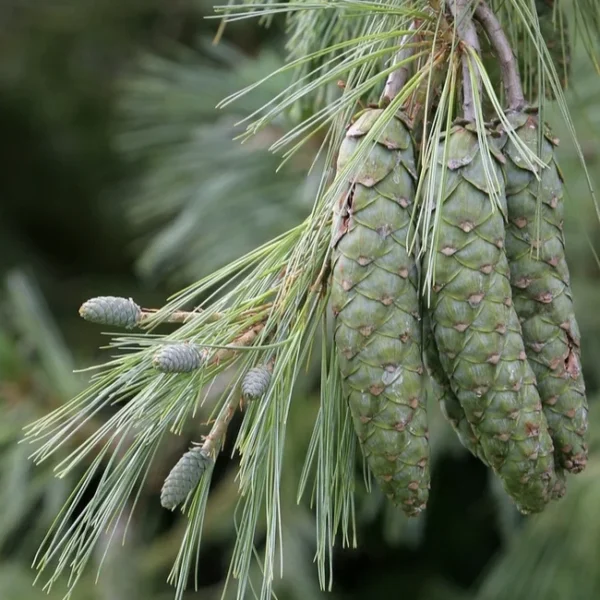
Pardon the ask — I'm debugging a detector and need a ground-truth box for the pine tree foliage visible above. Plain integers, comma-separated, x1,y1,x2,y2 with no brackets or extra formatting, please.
0,271,150,600
118,44,315,283
22,1,600,599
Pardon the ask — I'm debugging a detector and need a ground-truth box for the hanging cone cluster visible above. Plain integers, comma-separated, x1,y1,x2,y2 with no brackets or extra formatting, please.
326,2,589,517
500,110,588,474
331,109,430,517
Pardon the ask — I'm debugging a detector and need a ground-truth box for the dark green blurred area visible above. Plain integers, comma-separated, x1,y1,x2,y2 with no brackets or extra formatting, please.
1,2,599,599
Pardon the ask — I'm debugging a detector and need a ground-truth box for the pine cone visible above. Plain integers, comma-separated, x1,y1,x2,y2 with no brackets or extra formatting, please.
331,109,430,517
501,110,588,474
423,315,486,463
160,447,212,510
242,365,271,400
153,343,203,373
426,124,557,513
79,296,142,329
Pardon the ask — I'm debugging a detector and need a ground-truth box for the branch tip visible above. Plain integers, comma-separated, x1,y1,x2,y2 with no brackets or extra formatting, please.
447,0,482,122
474,1,526,111
381,22,418,105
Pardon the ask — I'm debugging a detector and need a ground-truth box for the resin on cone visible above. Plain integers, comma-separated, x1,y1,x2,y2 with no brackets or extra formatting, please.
501,110,588,474
331,109,430,516
426,123,557,513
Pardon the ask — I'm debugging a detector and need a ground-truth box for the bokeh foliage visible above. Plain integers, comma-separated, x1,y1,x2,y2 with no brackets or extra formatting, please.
1,1,600,599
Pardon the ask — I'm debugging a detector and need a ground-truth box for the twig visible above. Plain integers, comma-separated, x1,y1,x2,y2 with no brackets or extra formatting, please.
447,0,482,122
200,322,266,456
140,309,218,324
201,400,236,458
381,22,418,105
474,1,525,111
140,304,272,325
211,322,266,364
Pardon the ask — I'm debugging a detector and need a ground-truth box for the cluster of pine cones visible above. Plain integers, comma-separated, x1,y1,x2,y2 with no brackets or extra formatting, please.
330,107,588,516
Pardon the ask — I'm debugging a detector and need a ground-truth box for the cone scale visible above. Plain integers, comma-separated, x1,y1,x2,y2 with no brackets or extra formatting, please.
423,316,485,463
331,109,430,516
501,110,588,473
426,123,557,513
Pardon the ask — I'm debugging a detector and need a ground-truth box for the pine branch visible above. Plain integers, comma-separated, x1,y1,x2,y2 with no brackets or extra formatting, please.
381,21,418,105
141,309,221,324
475,1,525,111
201,401,236,458
143,306,272,329
448,0,481,121
211,323,265,364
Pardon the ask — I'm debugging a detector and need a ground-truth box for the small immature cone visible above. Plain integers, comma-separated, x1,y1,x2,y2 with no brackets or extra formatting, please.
160,447,212,510
79,296,141,329
331,109,430,517
242,365,271,400
501,110,588,474
426,124,557,513
153,343,203,373
423,315,486,463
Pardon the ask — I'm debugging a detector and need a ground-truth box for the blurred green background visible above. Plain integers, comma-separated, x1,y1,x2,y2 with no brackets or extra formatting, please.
1,1,599,599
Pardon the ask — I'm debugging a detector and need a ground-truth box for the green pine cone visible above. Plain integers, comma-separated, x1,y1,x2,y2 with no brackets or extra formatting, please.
153,343,203,373
426,124,557,513
331,109,430,517
160,447,212,510
242,365,271,400
501,110,588,474
551,469,567,500
79,296,142,329
423,315,485,463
